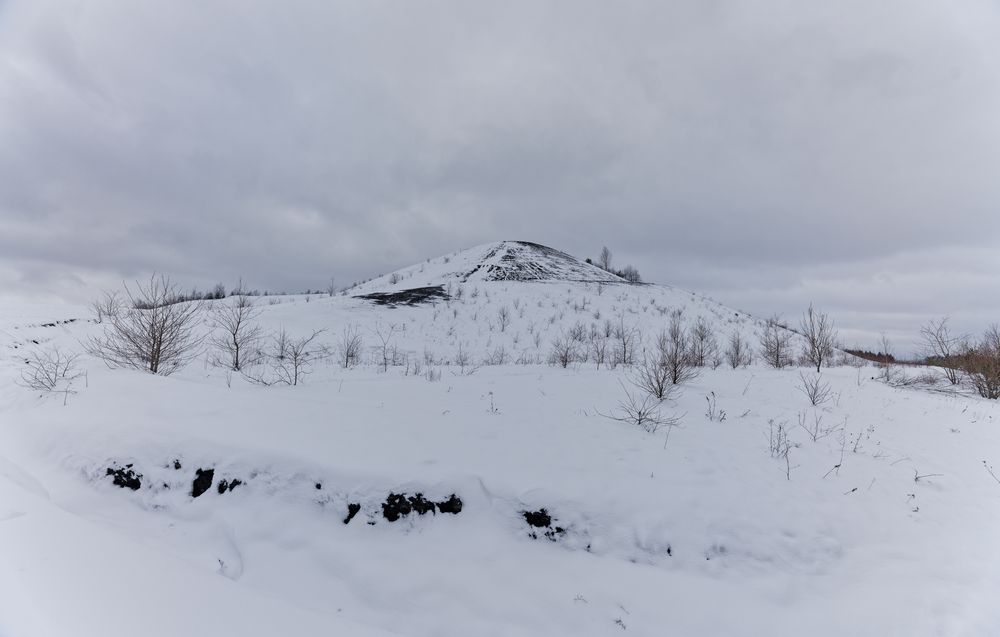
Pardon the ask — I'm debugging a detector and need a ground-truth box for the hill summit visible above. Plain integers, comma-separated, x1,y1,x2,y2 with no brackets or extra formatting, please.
348,241,625,295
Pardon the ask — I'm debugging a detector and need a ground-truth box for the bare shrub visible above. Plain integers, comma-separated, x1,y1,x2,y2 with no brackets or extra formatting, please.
767,419,797,480
338,325,363,368
209,291,262,371
612,313,639,367
962,325,1000,399
920,317,964,386
632,351,676,401
484,345,509,366
548,334,579,368
497,306,511,332
760,315,794,369
245,328,326,386
90,291,121,324
19,347,82,393
589,333,609,370
725,331,750,369
797,410,835,442
454,343,474,374
600,381,681,434
798,372,832,406
800,304,838,372
704,392,726,422
86,275,204,375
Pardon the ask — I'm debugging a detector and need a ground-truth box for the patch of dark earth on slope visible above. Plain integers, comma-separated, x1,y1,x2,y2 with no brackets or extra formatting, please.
522,508,566,541
191,468,215,498
355,286,449,307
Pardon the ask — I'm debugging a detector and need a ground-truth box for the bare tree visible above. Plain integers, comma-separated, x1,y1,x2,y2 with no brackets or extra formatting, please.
620,265,642,284
86,275,204,375
338,324,363,368
662,311,698,385
598,246,612,271
800,304,838,372
877,332,899,383
725,331,750,369
920,317,964,385
689,316,718,367
759,315,794,369
962,325,1000,399
372,323,398,372
209,291,262,371
326,277,337,297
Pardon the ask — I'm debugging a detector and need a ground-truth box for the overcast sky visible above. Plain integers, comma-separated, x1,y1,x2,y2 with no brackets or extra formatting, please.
2,0,999,351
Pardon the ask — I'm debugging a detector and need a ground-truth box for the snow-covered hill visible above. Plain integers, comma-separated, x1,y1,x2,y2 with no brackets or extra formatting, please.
348,240,626,294
2,243,1000,637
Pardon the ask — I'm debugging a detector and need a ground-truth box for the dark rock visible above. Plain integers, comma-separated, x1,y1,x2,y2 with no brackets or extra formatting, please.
106,466,142,491
408,493,436,515
523,508,566,541
343,503,361,525
380,492,464,522
523,509,552,528
315,482,322,490
436,494,463,514
217,479,243,494
173,459,182,470
191,468,214,498
382,493,411,522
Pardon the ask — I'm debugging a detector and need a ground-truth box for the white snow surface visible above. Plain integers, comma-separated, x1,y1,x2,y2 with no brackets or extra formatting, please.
2,258,1000,636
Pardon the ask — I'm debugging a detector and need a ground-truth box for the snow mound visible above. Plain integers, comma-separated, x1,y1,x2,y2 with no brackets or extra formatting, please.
348,241,624,295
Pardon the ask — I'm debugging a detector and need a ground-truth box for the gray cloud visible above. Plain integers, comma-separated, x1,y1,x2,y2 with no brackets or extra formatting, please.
1,0,998,350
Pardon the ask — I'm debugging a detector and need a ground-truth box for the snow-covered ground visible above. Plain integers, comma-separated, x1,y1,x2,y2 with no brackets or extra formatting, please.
2,243,1000,636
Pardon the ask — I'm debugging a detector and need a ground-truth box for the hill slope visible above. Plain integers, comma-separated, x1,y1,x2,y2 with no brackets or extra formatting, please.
2,245,1000,637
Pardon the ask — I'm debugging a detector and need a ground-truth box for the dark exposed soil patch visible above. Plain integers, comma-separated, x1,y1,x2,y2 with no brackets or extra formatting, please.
523,508,565,541
217,478,242,494
106,465,142,491
436,494,463,514
381,492,464,522
356,286,449,307
191,468,214,498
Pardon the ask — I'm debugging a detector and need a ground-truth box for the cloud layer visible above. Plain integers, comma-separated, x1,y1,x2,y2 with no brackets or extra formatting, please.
2,0,999,350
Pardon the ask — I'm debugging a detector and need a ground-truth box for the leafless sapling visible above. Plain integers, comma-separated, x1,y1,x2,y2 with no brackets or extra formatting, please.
209,290,263,371
759,315,794,369
86,274,204,375
800,304,838,372
338,324,363,368
725,330,750,369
